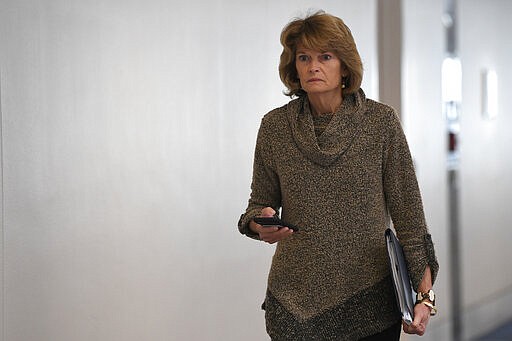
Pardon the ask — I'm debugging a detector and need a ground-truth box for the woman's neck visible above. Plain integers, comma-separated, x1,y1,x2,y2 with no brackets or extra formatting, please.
307,92,343,115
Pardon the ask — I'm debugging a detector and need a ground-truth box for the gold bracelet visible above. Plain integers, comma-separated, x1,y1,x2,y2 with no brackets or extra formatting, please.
421,300,438,316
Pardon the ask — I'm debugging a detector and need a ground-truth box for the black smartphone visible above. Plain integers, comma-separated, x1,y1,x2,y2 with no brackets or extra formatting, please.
253,216,299,232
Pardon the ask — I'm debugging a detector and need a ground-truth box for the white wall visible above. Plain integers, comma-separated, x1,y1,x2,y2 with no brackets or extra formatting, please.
403,0,512,340
0,1,377,340
402,1,450,339
458,0,512,339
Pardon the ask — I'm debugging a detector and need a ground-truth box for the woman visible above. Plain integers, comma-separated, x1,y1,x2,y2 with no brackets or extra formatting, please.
238,11,439,340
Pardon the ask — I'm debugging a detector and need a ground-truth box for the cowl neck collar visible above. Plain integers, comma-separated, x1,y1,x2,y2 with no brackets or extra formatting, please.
286,89,367,167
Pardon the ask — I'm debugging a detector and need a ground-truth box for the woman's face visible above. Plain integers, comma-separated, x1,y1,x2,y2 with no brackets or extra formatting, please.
295,45,347,98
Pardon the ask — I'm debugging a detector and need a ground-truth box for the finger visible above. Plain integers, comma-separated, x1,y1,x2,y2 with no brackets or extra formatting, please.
259,228,278,238
260,226,279,241
259,226,281,241
261,227,293,243
250,220,271,234
404,320,425,336
402,321,413,334
275,227,293,238
402,320,420,335
410,321,423,336
260,207,276,217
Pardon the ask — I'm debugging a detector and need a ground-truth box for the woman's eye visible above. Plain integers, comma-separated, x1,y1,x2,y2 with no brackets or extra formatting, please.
321,54,333,61
297,55,309,62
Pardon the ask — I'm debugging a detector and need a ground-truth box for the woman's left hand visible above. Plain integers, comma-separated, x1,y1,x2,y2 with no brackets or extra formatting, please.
402,302,431,336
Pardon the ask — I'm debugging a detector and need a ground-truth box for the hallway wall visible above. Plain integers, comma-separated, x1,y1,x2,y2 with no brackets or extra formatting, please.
402,0,512,340
458,0,512,338
2,1,511,340
402,1,448,339
0,1,376,340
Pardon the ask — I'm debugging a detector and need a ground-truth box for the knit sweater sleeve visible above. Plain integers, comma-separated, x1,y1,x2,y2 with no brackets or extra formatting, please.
382,109,439,289
238,114,282,240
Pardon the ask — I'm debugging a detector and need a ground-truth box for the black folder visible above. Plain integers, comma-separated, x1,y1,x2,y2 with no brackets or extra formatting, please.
385,228,415,325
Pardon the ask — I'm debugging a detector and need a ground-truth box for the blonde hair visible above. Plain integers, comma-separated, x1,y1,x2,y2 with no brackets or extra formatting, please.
279,11,363,97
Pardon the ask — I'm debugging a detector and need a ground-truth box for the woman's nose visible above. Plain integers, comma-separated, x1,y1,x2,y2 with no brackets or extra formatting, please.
309,61,320,72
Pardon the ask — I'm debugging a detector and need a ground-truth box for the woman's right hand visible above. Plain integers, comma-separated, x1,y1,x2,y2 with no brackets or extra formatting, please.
249,207,294,244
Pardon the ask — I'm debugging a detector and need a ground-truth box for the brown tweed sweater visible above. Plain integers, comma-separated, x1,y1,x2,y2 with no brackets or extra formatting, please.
239,89,438,340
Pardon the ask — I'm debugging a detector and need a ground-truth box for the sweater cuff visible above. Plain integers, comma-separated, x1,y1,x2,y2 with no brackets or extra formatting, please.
404,233,439,290
237,212,261,240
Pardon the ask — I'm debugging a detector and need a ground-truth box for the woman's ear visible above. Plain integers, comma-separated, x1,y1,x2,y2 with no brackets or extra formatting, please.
341,64,349,77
